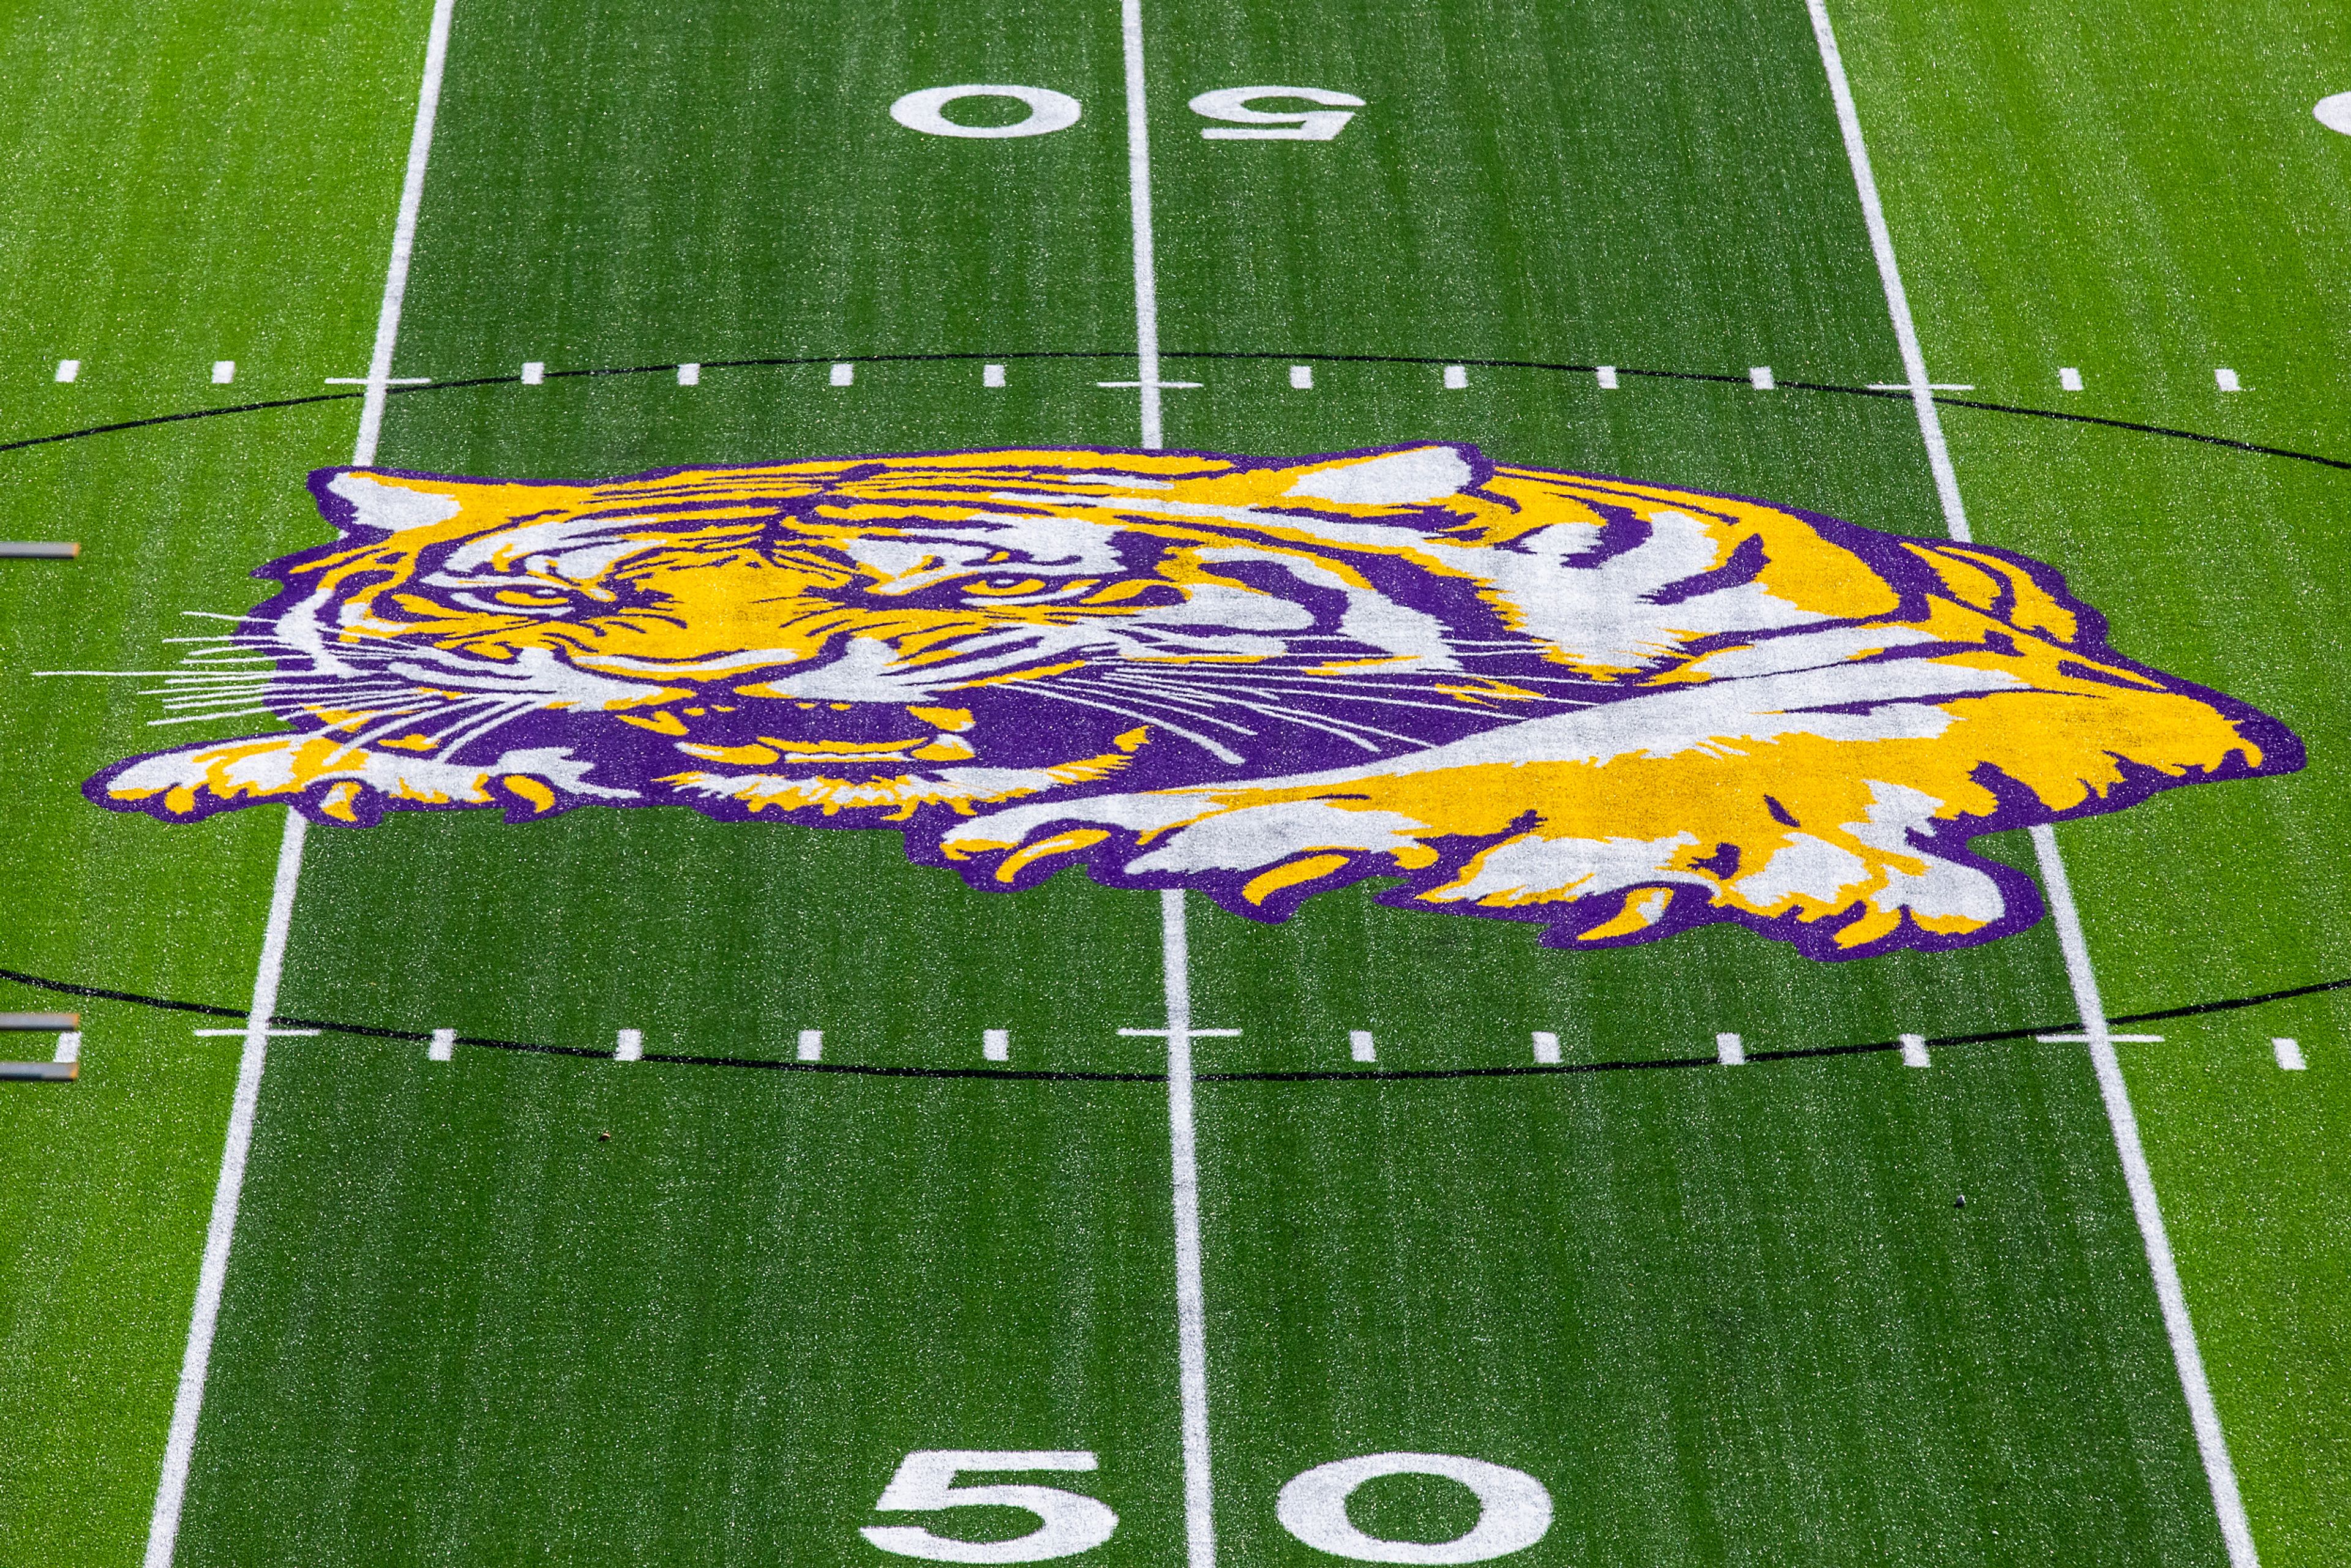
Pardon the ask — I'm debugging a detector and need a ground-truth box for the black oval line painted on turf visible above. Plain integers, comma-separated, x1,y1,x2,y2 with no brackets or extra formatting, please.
7,359,2336,1076
2,350,2348,475
2,962,2345,1086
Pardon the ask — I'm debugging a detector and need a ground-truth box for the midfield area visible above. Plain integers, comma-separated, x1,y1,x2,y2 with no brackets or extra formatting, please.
2,0,2348,1565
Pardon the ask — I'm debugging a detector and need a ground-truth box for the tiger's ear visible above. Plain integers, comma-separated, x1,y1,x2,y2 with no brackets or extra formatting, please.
314,469,467,535
1280,445,1482,508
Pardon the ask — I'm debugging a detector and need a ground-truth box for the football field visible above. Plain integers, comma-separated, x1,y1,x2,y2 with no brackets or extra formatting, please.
4,1,2350,1564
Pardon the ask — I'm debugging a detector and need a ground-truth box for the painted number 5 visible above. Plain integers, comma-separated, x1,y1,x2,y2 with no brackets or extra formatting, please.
861,1450,1120,1564
1188,86,1364,140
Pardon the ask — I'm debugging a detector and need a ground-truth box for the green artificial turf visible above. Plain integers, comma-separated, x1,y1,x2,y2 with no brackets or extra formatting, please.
2,0,2345,1562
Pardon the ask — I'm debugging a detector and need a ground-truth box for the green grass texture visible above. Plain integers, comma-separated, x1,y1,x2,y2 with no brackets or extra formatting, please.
2,0,2345,1563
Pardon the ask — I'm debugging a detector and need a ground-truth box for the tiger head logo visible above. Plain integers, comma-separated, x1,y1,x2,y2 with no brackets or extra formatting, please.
89,443,2299,959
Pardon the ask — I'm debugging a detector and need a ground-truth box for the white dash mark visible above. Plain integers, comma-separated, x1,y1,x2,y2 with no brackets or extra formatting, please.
520,361,545,385
1531,1031,1561,1065
613,1028,642,1062
53,1031,81,1065
1349,1030,1377,1063
1289,364,1314,390
983,363,1007,388
1900,1032,1931,1068
1717,1032,1746,1066
984,1028,1010,1062
1595,365,1618,389
2060,366,2084,392
798,1029,823,1062
1748,366,1774,390
211,361,235,385
54,359,79,383
428,1028,454,1062
1443,364,1468,390
677,362,700,386
2274,1037,2306,1071
2215,367,2241,392
830,362,855,387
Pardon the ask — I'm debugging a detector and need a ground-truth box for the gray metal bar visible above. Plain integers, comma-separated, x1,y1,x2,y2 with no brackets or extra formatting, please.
0,1012,79,1030
0,1061,77,1082
0,541,80,558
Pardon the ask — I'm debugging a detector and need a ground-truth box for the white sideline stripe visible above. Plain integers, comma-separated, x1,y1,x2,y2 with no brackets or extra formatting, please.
144,815,306,1568
2215,367,2241,392
519,361,545,386
1900,1032,1930,1068
2031,825,2257,1567
1812,6,2253,1550
1715,1032,1745,1066
830,361,854,386
1120,0,1165,451
146,4,455,1561
428,1028,454,1062
54,359,78,383
614,1029,643,1062
1803,0,1972,544
2037,1032,2162,1044
210,361,234,385
983,362,1007,388
677,362,699,386
54,1031,81,1065
1289,364,1313,389
2060,366,2084,392
1349,1030,1376,1063
1532,1031,1561,1065
192,1029,318,1038
1748,365,1774,390
1595,365,1618,389
983,1029,1010,1062
798,1029,823,1062
1443,364,1468,390
2272,1038,2305,1072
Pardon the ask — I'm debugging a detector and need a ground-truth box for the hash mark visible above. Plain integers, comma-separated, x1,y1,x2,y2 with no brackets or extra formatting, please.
1349,1030,1376,1063
2274,1037,2307,1071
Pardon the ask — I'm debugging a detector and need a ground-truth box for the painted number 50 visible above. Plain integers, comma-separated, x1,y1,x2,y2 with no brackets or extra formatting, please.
889,85,1361,140
862,1450,1551,1565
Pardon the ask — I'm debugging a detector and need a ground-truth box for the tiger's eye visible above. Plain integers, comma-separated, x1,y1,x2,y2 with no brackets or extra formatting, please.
964,577,1046,597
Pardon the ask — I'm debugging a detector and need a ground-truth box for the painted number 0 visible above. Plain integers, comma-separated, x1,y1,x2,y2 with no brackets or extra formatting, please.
861,1450,1550,1565
888,85,1360,140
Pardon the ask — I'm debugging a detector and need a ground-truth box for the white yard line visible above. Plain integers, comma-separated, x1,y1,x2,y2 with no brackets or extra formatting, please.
1119,0,1166,449
1802,0,1972,546
354,0,457,470
1158,888,1218,1568
143,4,457,1562
143,816,304,1568
1805,5,2257,1561
1119,9,1214,1566
2031,828,2257,1567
